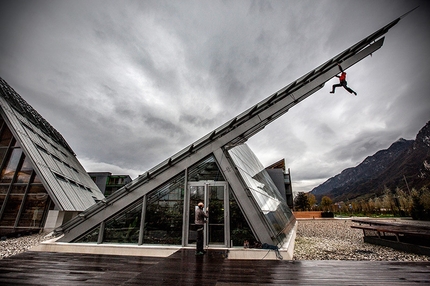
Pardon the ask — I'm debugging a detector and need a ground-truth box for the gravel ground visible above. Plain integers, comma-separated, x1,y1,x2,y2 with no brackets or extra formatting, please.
293,218,430,261
0,233,50,259
1,219,429,261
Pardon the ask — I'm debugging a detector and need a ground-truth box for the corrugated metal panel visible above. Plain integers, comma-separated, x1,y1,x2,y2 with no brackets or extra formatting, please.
39,151,61,173
71,184,96,209
0,78,105,212
56,180,84,211
20,139,68,209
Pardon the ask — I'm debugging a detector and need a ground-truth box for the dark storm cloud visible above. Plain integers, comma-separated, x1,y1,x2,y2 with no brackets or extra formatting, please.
0,0,429,190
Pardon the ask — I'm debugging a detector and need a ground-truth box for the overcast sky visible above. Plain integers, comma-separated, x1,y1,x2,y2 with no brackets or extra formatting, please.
1,0,429,194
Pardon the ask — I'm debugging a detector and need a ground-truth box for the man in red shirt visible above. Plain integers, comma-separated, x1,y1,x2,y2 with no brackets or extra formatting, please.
330,64,357,95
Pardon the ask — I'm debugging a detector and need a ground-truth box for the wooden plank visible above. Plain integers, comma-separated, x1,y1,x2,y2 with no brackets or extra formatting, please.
0,250,429,285
351,224,430,238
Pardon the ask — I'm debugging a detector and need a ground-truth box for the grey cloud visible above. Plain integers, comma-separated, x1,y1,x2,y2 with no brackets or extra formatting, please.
1,0,429,194
329,129,402,164
179,114,218,130
144,115,184,136
249,0,273,14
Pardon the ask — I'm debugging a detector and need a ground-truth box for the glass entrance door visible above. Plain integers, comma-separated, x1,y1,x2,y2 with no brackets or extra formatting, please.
187,181,227,247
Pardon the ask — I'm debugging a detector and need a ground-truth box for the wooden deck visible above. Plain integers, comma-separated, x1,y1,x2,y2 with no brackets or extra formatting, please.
0,250,429,285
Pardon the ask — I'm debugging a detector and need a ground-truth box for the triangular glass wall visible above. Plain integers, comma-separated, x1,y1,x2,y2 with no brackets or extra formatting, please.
72,154,260,247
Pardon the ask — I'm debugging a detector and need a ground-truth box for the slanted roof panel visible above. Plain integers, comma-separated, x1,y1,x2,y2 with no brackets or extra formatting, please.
0,78,104,211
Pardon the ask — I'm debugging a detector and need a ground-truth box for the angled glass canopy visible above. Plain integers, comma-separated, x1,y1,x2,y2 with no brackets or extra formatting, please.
228,145,294,245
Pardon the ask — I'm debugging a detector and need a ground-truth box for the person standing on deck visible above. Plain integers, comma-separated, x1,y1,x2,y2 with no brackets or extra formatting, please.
195,202,208,255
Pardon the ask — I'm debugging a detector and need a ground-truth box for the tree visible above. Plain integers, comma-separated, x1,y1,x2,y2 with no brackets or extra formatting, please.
320,196,333,212
307,193,317,210
374,197,382,212
359,199,369,214
395,188,411,216
368,198,376,214
411,187,430,220
420,187,430,210
294,192,310,211
382,188,396,214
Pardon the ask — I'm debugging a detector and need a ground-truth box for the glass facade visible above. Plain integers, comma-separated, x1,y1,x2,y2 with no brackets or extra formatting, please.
0,116,51,236
74,224,100,243
187,156,224,182
73,155,258,247
207,185,224,244
104,200,142,244
142,172,184,245
228,144,295,245
229,190,255,246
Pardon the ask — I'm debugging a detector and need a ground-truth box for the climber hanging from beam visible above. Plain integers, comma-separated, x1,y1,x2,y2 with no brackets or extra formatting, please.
330,63,357,96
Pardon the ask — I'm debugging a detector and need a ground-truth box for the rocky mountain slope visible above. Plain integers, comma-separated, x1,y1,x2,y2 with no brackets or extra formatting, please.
310,121,430,202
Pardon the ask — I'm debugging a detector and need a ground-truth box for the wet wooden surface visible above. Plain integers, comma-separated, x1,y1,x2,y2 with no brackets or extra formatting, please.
0,249,429,285
352,219,430,240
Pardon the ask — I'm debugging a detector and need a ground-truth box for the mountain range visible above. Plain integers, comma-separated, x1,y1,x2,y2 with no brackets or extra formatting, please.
309,120,430,202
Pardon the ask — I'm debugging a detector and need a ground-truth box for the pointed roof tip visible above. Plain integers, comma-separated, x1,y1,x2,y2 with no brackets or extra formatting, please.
372,6,418,45
399,6,420,19
0,77,76,155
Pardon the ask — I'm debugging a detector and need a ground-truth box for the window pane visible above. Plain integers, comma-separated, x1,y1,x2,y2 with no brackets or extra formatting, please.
209,186,224,225
0,148,7,165
10,185,26,194
16,155,33,183
74,225,100,243
208,186,225,244
18,193,49,227
28,184,45,194
0,127,13,147
103,200,142,244
187,156,224,182
0,195,5,209
0,148,23,183
104,187,117,197
2,194,24,226
229,191,256,247
143,173,184,245
0,185,9,194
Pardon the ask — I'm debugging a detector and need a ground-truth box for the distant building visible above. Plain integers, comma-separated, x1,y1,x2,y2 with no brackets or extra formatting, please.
88,172,132,197
265,159,294,209
0,77,104,236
